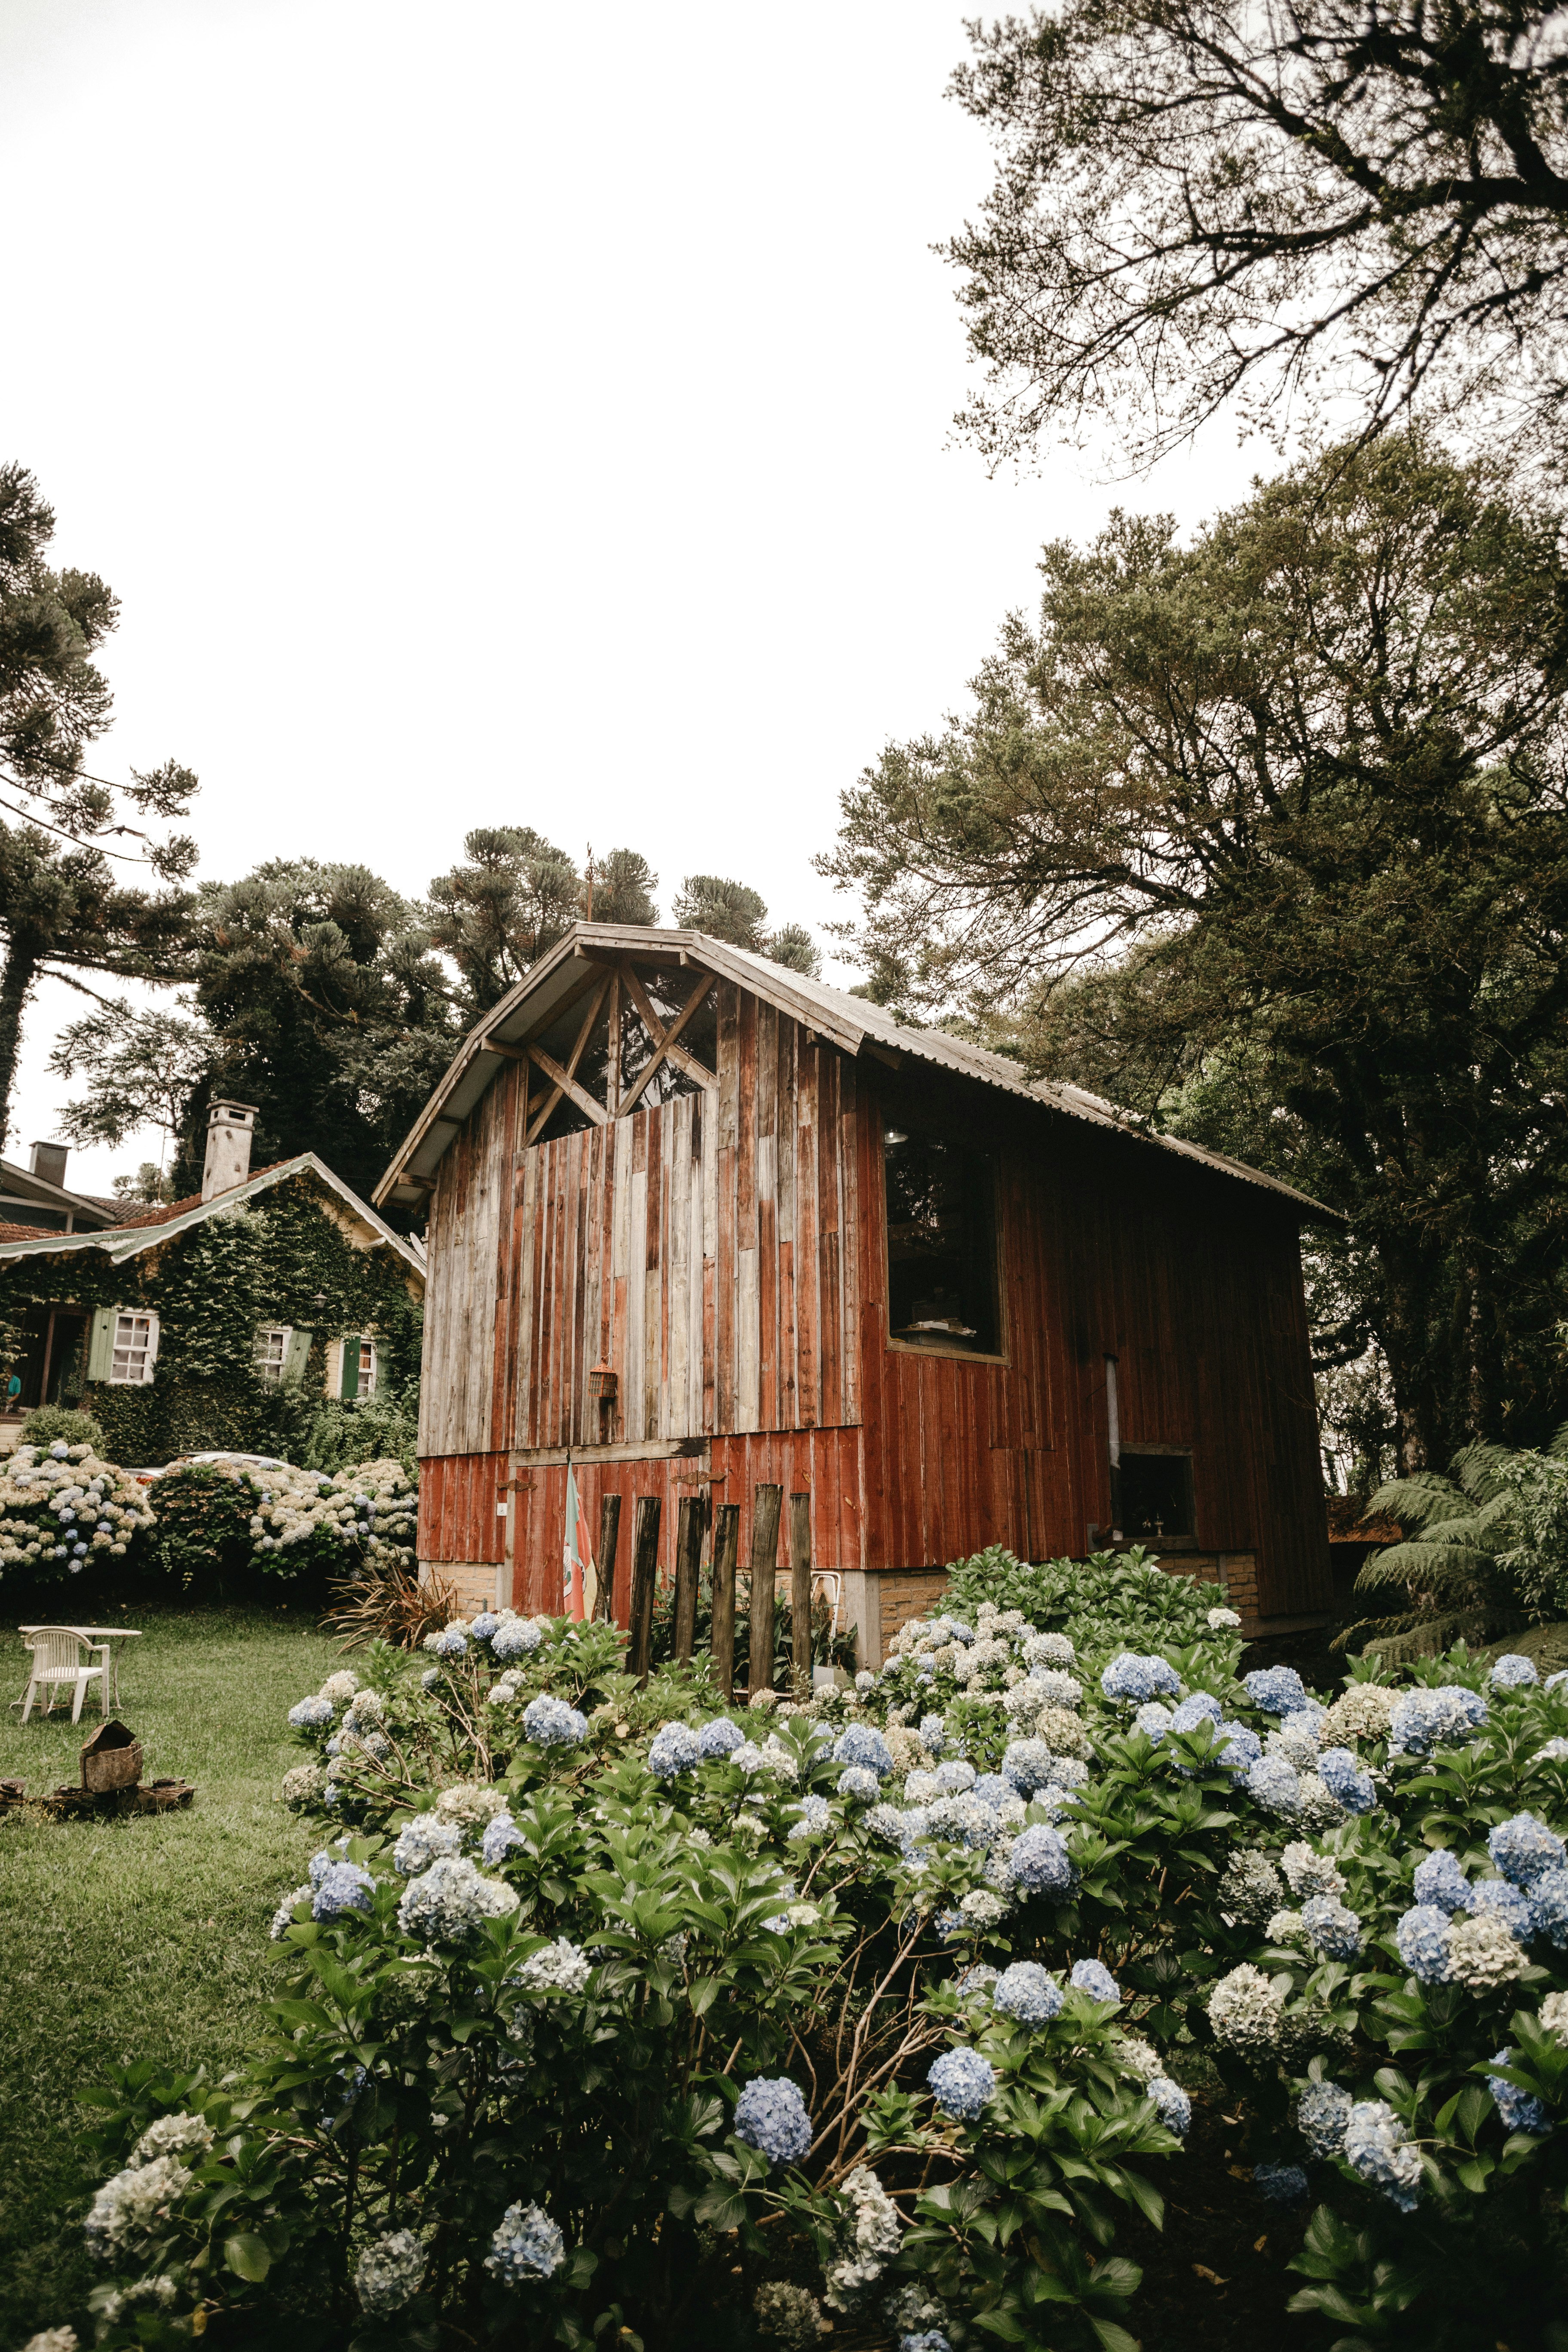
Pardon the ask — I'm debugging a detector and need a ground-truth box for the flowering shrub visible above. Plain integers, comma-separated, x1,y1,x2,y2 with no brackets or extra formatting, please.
46,1555,1568,2350
0,1439,155,1584
246,1455,416,1579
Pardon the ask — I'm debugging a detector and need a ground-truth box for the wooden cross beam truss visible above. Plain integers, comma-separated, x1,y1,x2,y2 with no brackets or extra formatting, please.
508,959,717,1148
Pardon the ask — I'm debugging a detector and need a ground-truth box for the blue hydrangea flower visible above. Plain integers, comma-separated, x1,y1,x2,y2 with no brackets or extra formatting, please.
733,2076,812,2168
993,1961,1064,2024
1215,1721,1262,1771
1487,2049,1553,2135
648,1721,703,1779
522,1694,588,1747
1297,2081,1354,2159
1245,1755,1302,1814
1490,1654,1540,1690
1547,1670,1568,1692
481,1813,526,1865
308,1839,353,1884
1001,1739,1058,1796
1471,1879,1533,1940
1101,1653,1182,1704
430,1626,468,1656
491,1617,545,1661
1344,2100,1422,2211
1171,1692,1225,1730
1148,2076,1191,2135
1301,1895,1362,1959
918,1713,946,1754
788,1794,831,1842
1534,1738,1568,1763
1317,1747,1377,1813
833,1725,894,1777
899,2335,952,2352
469,1612,500,1642
392,1816,464,1874
1394,1904,1452,1984
312,1860,376,1921
1006,1823,1077,1896
1069,1958,1121,2003
288,1695,334,1729
935,1759,977,1794
927,2047,995,2120
971,1773,1011,1808
1490,1812,1567,1888
1413,1848,1472,1913
838,1766,880,1801
485,2199,565,2283
1388,1684,1488,1756
1253,2161,1309,2201
1528,1867,1568,1946
1243,1666,1308,1715
699,1716,746,1758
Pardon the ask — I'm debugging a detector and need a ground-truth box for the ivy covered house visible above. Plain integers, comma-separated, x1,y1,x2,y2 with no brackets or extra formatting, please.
0,1102,425,1463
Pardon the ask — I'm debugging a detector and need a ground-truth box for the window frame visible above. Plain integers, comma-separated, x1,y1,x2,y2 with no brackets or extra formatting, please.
880,1108,1008,1366
107,1310,159,1387
356,1337,378,1399
254,1324,292,1385
1115,1443,1198,1549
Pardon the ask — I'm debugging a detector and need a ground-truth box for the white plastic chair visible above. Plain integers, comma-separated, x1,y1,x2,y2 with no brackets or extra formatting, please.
21,1626,107,1723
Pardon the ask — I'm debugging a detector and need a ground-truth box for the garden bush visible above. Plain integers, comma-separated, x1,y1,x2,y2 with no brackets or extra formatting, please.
40,1554,1568,2352
19,1405,107,1453
0,1439,156,1587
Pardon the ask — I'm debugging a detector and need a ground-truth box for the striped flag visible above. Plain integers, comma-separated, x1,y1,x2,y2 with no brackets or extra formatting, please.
563,1467,595,1623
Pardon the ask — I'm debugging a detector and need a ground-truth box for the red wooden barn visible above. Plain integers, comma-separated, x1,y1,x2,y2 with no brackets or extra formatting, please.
376,923,1333,1653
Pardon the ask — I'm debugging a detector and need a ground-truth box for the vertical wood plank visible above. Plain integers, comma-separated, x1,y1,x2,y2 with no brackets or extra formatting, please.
628,1495,662,1681
597,1491,622,1621
747,1481,782,1693
789,1489,811,1690
710,1501,740,1696
672,1495,703,1660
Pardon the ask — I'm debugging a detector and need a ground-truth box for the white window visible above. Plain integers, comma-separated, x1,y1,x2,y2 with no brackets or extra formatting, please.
109,1311,159,1385
356,1338,378,1399
254,1326,291,1384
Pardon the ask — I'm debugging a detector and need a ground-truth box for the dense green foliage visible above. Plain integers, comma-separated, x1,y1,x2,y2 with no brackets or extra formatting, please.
0,1173,422,1466
1350,1431,1568,1657
0,462,199,1148
824,435,1568,1473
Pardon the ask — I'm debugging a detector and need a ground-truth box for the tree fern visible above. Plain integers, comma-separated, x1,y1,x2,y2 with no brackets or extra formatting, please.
1345,1427,1568,1653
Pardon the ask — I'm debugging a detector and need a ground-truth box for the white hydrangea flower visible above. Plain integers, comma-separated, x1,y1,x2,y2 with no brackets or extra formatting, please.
1280,1843,1348,1900
1208,1964,1285,2056
823,2165,902,2309
435,1783,510,1826
1207,1607,1242,1629
130,2113,213,2168
1539,1990,1568,2045
1318,1684,1398,1745
514,1938,592,1994
1444,1912,1525,1990
355,2230,427,2317
1116,2035,1164,2083
84,2158,193,2258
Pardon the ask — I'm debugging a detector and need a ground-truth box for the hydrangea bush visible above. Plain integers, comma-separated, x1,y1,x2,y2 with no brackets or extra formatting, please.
47,1552,1568,2349
0,1440,156,1584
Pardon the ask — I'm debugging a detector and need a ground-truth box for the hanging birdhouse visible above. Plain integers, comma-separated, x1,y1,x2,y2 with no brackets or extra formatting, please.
589,1363,618,1402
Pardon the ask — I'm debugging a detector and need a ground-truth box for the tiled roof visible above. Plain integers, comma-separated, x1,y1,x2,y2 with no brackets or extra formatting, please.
0,1219,55,1242
98,1164,291,1231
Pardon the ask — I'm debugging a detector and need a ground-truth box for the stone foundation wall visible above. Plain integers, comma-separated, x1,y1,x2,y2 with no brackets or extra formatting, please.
422,1559,502,1617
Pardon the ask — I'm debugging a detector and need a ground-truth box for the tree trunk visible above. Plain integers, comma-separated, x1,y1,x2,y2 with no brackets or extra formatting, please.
0,937,41,1158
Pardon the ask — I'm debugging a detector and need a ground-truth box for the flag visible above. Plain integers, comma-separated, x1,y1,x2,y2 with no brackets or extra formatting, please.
563,1466,596,1623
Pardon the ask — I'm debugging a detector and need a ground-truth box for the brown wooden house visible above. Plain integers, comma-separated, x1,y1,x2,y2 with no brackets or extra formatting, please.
377,924,1334,1651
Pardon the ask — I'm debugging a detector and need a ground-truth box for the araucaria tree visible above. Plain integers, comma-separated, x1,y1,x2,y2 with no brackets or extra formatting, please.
0,464,197,1147
821,435,1568,1470
945,1,1568,467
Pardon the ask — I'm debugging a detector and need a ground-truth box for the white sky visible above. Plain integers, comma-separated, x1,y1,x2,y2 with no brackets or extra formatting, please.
0,0,1265,1194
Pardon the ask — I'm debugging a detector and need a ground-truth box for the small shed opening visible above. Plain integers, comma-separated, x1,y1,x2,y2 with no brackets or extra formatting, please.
883,1120,1001,1354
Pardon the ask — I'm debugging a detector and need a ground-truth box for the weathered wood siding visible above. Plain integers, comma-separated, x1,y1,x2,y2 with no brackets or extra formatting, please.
416,963,1329,1623
854,1082,1328,1618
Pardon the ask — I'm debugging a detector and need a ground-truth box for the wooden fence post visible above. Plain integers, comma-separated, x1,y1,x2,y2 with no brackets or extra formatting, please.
628,1495,661,1681
789,1491,812,1692
596,1492,621,1622
747,1483,783,1696
672,1496,704,1661
710,1503,740,1697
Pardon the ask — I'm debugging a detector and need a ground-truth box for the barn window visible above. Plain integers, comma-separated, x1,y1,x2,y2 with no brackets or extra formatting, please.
108,1311,159,1385
1118,1449,1195,1542
883,1122,1000,1354
254,1326,291,1383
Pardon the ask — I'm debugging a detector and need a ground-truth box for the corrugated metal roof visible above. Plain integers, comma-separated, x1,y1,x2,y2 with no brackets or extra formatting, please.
374,924,1337,1222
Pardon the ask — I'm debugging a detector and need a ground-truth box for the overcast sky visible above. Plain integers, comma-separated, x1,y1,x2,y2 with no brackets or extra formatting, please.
1,0,1264,1194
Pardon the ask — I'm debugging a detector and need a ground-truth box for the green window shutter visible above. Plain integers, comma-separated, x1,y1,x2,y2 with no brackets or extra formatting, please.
86,1307,119,1383
282,1328,312,1387
340,1336,361,1400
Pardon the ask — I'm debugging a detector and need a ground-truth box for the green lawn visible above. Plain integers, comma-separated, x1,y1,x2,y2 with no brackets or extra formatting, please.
0,1603,339,2343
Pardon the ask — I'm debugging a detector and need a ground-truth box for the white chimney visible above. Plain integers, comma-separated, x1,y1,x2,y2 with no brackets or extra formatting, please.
202,1101,259,1202
29,1140,69,1188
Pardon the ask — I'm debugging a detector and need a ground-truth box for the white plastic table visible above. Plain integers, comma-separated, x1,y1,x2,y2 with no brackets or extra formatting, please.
18,1624,141,1712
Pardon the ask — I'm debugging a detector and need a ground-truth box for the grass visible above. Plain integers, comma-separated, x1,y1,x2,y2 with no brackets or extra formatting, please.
0,1601,339,2343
